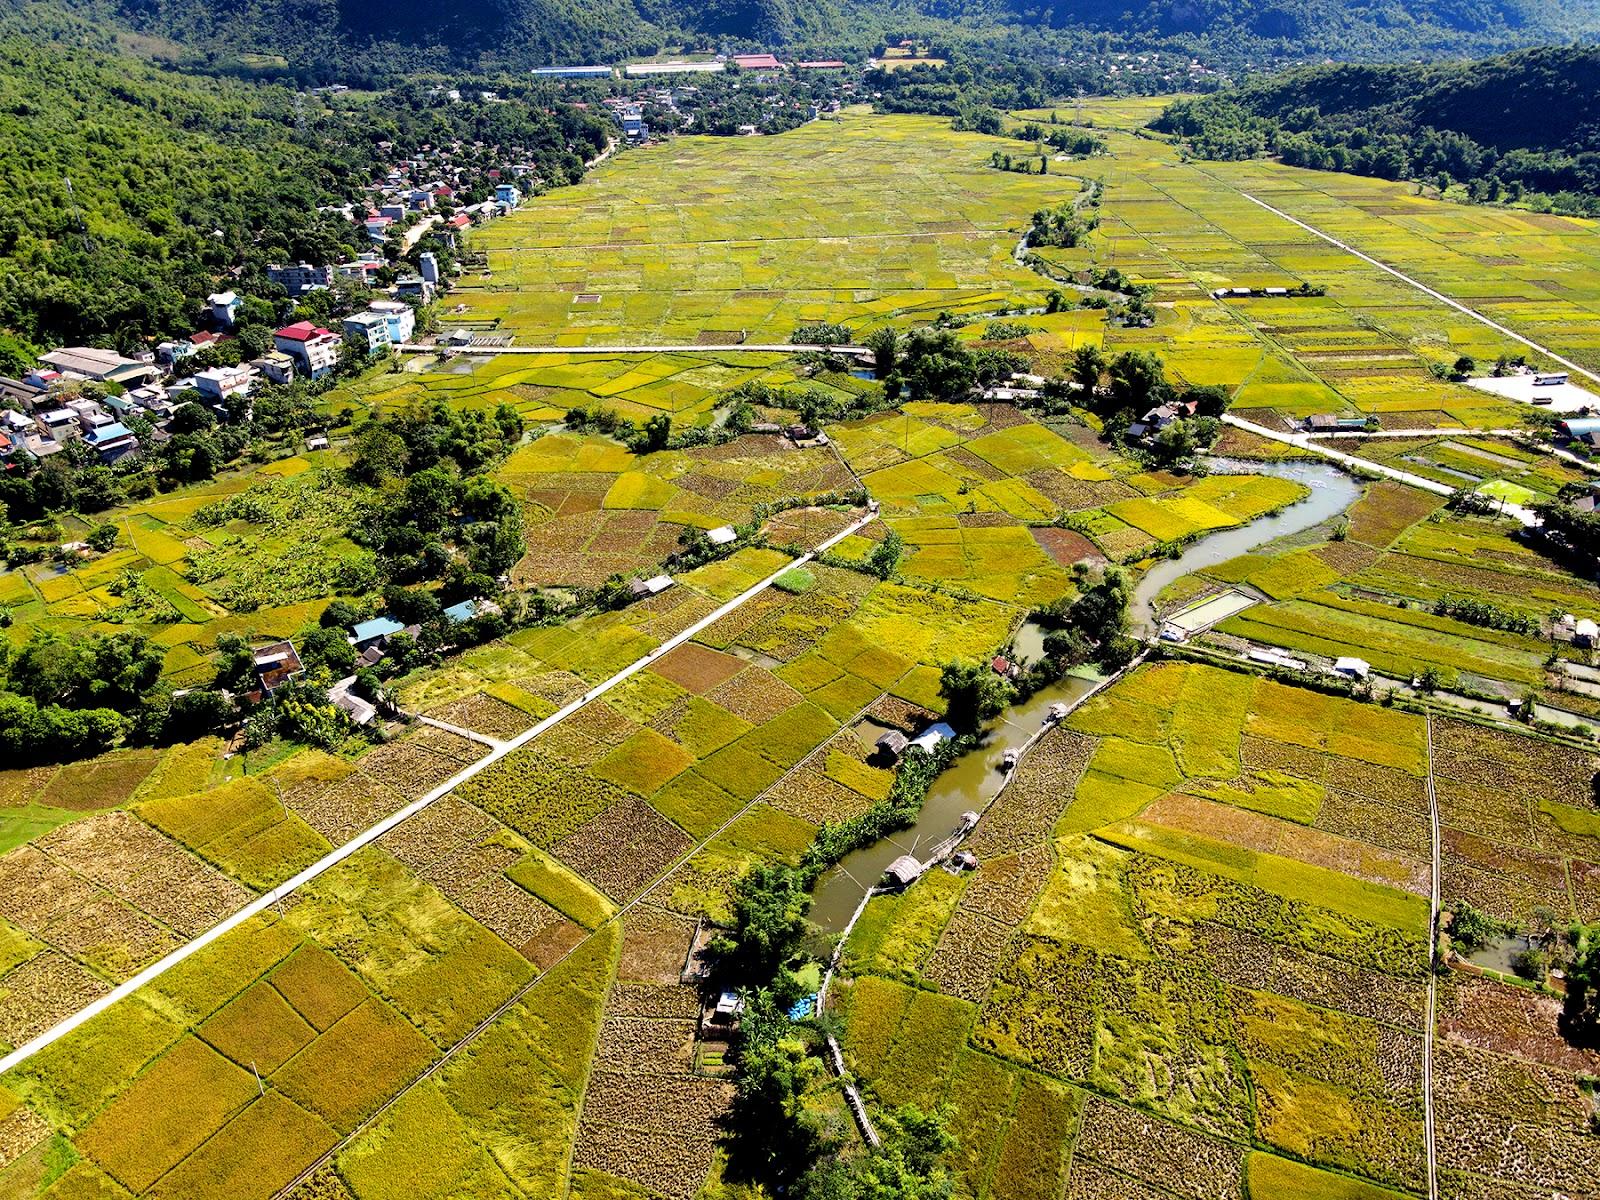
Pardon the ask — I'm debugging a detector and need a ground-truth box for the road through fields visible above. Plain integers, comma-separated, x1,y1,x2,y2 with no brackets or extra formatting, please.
1225,183,1600,389
0,509,875,1078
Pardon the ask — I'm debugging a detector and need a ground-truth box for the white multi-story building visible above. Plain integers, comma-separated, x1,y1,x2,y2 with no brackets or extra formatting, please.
369,300,415,345
273,322,342,380
342,312,390,355
194,363,255,403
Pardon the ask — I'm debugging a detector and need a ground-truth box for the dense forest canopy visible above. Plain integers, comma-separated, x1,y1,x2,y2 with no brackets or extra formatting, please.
1154,44,1600,213
15,0,1600,78
0,38,611,350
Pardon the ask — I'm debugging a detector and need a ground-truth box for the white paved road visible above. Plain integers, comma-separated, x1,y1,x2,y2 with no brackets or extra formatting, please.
1423,717,1442,1200
1221,413,1540,525
0,509,874,1077
398,342,872,357
1228,186,1600,389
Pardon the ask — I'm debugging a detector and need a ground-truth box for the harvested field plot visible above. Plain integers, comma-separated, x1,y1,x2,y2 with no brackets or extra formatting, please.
837,660,1440,1196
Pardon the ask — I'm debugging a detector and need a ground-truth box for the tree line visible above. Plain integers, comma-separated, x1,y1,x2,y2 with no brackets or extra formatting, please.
1153,45,1600,216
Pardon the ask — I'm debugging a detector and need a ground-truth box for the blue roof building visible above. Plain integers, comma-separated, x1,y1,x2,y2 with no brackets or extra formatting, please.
442,600,477,623
351,616,406,646
86,421,132,445
1558,418,1600,444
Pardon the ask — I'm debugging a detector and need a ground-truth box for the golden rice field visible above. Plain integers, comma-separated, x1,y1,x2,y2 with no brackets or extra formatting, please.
3,99,1600,1200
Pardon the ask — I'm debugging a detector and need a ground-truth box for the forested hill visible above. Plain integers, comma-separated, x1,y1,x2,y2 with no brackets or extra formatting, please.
20,0,1600,77
1153,45,1600,213
0,37,611,355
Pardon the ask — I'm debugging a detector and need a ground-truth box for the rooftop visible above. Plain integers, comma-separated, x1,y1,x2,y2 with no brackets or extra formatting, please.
276,322,335,342
352,616,407,643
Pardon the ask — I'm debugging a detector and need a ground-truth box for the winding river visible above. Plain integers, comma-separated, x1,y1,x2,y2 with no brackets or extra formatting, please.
809,456,1362,932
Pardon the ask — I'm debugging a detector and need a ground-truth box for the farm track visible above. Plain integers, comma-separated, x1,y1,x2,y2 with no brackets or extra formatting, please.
281,681,901,1198
0,510,876,1080
1216,181,1600,390
1423,717,1441,1200
1218,413,1541,526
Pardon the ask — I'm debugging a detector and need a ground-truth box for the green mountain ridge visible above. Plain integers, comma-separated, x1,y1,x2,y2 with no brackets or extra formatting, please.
1155,43,1600,208
25,0,1600,75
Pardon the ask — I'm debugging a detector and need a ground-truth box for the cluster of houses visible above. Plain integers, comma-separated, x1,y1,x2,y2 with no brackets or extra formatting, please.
534,54,851,81
244,598,493,724
1127,395,1205,444
267,253,439,304
1,347,171,464
0,298,428,465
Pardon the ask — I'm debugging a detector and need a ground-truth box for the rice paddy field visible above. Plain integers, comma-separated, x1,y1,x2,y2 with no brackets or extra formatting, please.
0,544,1029,1200
2,457,363,694
1174,470,1600,705
835,660,1600,1200
3,99,1600,1200
1076,121,1600,427
455,112,1075,349
340,346,822,425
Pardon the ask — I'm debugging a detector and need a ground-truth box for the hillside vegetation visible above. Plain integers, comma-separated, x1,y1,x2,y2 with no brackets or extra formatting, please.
19,0,1600,76
1155,44,1600,212
0,39,610,351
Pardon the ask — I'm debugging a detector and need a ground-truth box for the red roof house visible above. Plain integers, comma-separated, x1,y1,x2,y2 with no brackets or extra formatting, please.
275,321,333,342
732,53,783,70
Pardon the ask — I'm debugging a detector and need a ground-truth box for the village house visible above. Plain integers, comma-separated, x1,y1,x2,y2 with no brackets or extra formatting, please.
36,347,158,388
628,574,674,599
251,641,304,696
342,311,391,355
1332,656,1371,681
206,291,242,328
1127,398,1199,443
250,352,296,386
35,408,81,442
194,364,254,404
0,376,46,409
84,421,140,463
273,322,342,380
371,300,416,344
350,616,414,653
1303,413,1373,433
394,276,433,302
266,262,333,297
328,676,378,726
1556,417,1600,445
